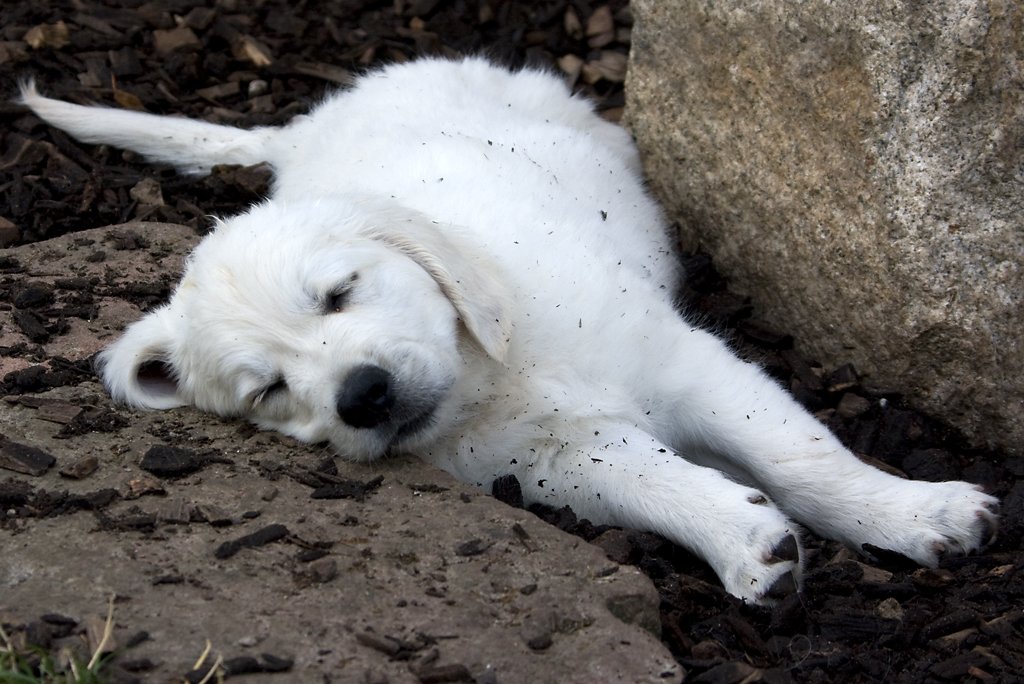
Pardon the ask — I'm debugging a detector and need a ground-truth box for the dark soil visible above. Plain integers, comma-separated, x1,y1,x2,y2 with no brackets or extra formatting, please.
1,2,1021,683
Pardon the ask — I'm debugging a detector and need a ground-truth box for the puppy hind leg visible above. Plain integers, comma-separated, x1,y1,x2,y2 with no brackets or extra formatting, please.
653,325,999,567
519,424,803,605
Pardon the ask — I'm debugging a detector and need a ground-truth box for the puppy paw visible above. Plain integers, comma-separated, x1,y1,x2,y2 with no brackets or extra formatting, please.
721,531,803,605
714,500,804,605
853,480,999,567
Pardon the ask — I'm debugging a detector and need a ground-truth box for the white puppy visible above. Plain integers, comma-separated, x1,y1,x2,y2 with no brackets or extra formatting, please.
21,58,997,604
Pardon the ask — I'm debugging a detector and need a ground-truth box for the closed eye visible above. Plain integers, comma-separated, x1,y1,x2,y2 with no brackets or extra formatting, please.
326,289,349,314
325,273,359,314
252,378,288,408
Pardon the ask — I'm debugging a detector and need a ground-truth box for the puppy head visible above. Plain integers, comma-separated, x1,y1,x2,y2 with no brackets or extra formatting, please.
97,199,512,460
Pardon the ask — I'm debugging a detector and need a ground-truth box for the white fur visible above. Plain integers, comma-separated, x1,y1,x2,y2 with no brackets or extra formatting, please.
21,58,998,604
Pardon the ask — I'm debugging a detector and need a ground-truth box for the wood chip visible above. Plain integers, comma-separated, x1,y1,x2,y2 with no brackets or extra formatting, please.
73,13,121,38
129,178,164,206
292,61,353,85
310,474,384,500
194,502,232,526
490,474,524,509
196,81,242,100
182,6,218,30
557,54,584,85
454,539,492,557
139,445,206,478
780,349,824,391
214,523,290,559
0,436,56,476
124,474,166,498
157,498,192,524
355,631,402,656
564,8,583,40
35,401,83,425
854,561,894,584
827,363,860,392
300,557,337,585
582,51,628,84
0,41,29,65
836,392,872,418
59,455,99,479
233,35,274,66
414,663,473,683
0,216,19,246
24,21,70,50
586,6,614,38
152,27,202,55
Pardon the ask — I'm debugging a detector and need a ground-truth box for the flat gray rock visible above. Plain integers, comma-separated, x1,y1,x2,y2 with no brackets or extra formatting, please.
0,223,681,683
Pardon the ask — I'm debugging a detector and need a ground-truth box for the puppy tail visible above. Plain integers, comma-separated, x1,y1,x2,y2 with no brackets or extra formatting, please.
18,80,274,175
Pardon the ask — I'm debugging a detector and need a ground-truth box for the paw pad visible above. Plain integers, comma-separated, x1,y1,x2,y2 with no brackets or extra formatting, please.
764,571,798,601
768,534,800,564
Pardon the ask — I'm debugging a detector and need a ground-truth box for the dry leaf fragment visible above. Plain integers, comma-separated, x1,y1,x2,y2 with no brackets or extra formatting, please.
24,21,70,50
113,89,145,111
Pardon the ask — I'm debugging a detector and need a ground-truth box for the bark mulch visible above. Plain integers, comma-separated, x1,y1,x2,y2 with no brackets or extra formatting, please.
1,2,1021,683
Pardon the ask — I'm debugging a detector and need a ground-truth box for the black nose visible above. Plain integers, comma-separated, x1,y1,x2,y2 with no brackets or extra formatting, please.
337,365,395,428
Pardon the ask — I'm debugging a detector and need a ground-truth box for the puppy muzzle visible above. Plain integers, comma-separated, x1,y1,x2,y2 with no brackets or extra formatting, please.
337,364,395,428
336,364,442,444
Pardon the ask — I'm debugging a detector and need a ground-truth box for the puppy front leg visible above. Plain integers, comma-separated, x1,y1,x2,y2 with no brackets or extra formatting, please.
517,424,803,604
655,325,999,567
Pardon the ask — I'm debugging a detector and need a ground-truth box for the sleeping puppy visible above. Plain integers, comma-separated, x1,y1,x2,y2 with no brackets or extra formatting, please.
20,57,998,604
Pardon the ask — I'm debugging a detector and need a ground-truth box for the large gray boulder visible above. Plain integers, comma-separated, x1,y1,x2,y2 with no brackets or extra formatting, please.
625,0,1023,454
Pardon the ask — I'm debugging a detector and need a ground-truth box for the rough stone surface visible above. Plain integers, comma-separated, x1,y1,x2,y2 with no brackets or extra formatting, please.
625,0,1023,454
0,225,680,683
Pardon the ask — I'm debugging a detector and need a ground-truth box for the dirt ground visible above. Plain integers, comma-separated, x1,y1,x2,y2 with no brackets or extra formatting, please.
1,1,1022,683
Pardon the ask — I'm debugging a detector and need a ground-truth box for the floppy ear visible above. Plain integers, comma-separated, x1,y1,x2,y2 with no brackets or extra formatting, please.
362,218,513,363
95,304,187,409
